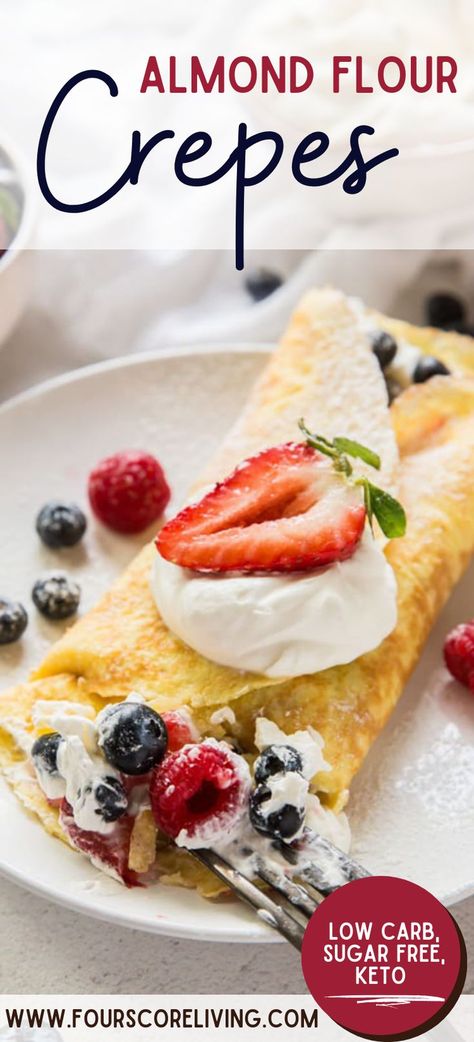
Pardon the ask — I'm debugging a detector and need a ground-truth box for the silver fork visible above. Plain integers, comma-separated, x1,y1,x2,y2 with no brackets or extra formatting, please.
192,830,370,951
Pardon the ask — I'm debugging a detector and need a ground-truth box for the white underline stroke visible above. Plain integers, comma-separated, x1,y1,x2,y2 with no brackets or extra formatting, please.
326,995,444,1007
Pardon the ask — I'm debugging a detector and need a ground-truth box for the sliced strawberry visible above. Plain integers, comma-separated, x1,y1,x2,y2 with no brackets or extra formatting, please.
156,442,366,574
60,800,141,887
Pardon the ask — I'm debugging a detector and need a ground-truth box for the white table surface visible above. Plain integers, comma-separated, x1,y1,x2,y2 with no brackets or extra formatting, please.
0,250,472,994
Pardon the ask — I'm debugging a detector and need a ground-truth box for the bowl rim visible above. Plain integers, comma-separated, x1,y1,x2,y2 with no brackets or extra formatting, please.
0,129,36,273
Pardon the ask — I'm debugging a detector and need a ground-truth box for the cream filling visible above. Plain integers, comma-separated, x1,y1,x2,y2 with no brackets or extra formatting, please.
213,720,351,886
151,530,397,678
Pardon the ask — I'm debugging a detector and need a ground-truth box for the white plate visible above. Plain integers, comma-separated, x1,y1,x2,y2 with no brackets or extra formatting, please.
0,346,473,944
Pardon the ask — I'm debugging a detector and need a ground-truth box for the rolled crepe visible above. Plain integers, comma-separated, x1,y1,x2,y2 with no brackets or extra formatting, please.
1,288,474,893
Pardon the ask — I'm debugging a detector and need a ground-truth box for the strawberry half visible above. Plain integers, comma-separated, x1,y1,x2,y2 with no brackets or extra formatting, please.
156,442,366,574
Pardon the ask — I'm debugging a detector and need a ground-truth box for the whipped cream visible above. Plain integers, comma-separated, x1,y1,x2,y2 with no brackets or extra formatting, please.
387,339,422,388
255,771,308,840
210,707,237,728
57,737,125,835
166,720,351,876
255,718,328,779
30,697,352,891
31,700,96,730
252,719,347,847
32,695,145,835
355,296,423,380
151,530,397,678
33,755,66,803
212,719,351,886
31,702,101,804
361,314,422,391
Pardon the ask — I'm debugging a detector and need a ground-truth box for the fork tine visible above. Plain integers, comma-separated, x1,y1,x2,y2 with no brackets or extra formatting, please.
295,831,370,896
191,827,371,950
255,859,319,919
192,848,305,951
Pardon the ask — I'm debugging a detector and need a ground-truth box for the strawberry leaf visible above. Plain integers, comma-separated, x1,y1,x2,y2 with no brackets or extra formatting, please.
358,477,374,532
298,420,339,461
366,482,407,538
333,437,381,471
299,420,406,540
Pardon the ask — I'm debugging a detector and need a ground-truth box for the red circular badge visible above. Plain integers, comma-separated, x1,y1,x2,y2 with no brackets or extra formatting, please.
302,876,465,1040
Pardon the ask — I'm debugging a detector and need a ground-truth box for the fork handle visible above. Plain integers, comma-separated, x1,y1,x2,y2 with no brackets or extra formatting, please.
191,848,305,951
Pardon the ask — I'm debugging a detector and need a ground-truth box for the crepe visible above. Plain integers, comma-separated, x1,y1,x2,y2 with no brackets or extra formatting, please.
1,287,474,893
32,287,400,704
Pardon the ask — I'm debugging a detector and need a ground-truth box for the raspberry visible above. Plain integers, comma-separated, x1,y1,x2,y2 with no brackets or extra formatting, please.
161,709,200,751
444,620,474,693
88,451,170,534
150,740,251,848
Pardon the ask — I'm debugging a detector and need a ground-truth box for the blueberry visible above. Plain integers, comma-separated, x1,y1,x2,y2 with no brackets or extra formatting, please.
254,744,303,784
426,292,465,330
31,732,62,775
370,330,397,370
268,803,305,841
245,269,283,303
98,702,168,776
0,598,28,644
93,776,128,823
413,356,451,383
249,783,272,832
32,573,80,620
249,784,305,842
36,501,87,549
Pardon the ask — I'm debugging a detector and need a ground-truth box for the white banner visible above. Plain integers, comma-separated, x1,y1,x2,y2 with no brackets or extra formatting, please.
0,996,471,1042
1,0,474,254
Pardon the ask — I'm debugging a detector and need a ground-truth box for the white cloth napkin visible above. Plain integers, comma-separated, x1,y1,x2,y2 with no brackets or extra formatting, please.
1,246,472,406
